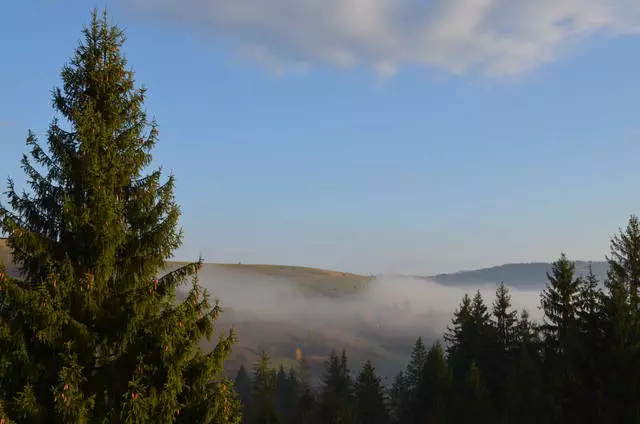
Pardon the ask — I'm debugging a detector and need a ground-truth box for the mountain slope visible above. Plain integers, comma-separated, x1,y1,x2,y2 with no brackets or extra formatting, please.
1,238,608,290
427,261,609,289
0,238,611,380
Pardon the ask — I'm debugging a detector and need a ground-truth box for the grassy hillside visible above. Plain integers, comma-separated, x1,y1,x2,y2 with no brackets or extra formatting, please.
3,238,607,291
1,239,373,295
0,238,610,381
164,261,373,297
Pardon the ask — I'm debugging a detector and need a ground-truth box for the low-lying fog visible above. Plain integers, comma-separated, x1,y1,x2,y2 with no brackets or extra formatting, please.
193,267,543,332
180,265,545,380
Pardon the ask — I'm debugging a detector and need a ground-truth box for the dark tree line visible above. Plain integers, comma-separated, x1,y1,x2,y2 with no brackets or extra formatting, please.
235,215,640,424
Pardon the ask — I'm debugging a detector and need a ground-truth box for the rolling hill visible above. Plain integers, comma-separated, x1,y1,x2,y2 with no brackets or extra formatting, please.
0,238,609,381
0,238,608,291
427,261,609,290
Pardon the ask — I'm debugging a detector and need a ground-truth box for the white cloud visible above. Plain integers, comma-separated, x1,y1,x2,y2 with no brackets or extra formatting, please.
129,0,640,77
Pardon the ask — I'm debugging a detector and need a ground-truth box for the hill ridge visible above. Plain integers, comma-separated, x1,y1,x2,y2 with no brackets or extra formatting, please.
1,238,609,289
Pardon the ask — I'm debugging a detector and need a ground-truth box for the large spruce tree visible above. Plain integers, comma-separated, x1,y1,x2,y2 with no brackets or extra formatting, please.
0,10,240,423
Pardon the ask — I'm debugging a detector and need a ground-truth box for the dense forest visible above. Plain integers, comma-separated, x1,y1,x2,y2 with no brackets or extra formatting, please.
233,224,640,423
1,9,639,424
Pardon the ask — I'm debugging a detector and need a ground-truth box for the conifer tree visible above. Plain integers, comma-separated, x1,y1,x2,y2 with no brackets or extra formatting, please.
492,283,518,353
250,353,279,424
318,349,354,424
235,365,253,423
388,371,408,424
460,361,491,423
294,354,317,424
490,283,518,413
353,360,389,424
285,368,301,423
444,294,473,386
275,366,288,420
0,9,240,424
572,264,606,423
515,309,538,351
444,294,472,353
540,254,582,422
295,383,317,424
503,344,544,424
601,216,640,422
608,215,640,310
404,337,427,391
469,291,495,397
275,366,299,424
471,290,491,326
415,342,452,424
541,253,581,351
398,336,427,420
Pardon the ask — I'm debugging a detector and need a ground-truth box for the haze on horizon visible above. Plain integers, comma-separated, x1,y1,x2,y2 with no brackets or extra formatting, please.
187,264,545,378
3,1,640,276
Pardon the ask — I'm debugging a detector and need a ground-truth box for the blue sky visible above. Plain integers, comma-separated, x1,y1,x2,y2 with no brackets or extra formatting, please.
2,0,640,275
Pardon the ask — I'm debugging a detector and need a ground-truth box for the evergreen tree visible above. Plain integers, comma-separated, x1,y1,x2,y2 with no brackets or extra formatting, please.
469,291,495,401
541,253,581,352
540,253,582,422
503,343,544,424
415,342,452,424
515,309,539,351
492,283,518,353
353,360,389,424
608,215,640,310
275,366,299,424
490,282,518,414
235,365,253,423
295,384,317,424
0,10,239,423
398,336,427,421
445,292,495,411
294,354,317,424
404,337,427,391
275,366,288,421
444,294,473,387
388,371,408,424
600,216,640,422
250,353,279,424
318,349,354,424
460,361,491,423
573,264,606,423
444,294,472,355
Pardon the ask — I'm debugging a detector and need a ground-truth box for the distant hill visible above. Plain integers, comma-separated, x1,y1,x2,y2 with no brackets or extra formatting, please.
163,262,372,297
0,239,370,288
427,261,609,290
0,238,612,381
1,238,608,291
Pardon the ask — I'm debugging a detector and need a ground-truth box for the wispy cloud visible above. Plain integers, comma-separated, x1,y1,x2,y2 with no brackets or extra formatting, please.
128,0,640,78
